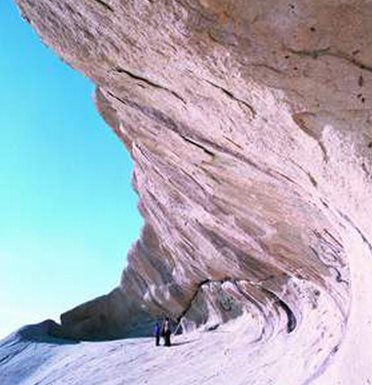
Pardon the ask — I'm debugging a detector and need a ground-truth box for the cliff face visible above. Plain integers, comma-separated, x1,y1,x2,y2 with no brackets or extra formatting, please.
13,1,372,384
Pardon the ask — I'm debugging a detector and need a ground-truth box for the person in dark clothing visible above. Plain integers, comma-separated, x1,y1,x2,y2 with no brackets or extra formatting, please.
162,317,171,347
153,322,161,346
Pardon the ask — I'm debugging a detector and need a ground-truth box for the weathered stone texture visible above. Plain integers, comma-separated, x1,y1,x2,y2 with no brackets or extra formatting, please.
13,1,372,384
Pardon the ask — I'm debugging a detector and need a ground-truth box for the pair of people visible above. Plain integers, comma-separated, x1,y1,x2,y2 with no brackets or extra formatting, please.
153,317,171,347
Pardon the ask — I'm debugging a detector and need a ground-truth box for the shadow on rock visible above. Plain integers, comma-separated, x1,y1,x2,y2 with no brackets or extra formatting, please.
170,339,197,347
17,320,80,345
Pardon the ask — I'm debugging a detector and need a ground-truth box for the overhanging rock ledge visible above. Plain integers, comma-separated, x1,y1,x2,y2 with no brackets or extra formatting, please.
13,1,372,384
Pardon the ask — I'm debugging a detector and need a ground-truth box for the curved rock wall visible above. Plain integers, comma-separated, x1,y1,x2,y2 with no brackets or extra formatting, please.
14,0,372,384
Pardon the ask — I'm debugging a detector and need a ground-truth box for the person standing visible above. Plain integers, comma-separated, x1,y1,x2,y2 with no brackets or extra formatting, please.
162,317,171,347
153,321,161,346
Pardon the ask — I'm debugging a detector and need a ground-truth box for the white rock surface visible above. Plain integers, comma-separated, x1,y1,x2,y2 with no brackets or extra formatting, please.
3,0,372,384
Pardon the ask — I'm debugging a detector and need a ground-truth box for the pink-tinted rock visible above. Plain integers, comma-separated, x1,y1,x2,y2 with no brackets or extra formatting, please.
12,1,372,384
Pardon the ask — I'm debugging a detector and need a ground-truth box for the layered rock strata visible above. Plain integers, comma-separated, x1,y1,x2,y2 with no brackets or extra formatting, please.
14,0,372,384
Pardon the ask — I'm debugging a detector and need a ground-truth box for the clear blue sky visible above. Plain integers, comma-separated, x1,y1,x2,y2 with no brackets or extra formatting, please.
0,1,142,338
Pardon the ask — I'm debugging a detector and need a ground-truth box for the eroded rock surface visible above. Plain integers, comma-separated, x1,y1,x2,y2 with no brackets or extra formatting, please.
12,1,372,384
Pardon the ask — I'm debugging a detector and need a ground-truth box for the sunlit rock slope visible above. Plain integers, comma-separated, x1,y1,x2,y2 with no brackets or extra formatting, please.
5,1,372,384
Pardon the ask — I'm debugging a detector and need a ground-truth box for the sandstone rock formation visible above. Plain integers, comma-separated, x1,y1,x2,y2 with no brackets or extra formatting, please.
12,1,372,384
